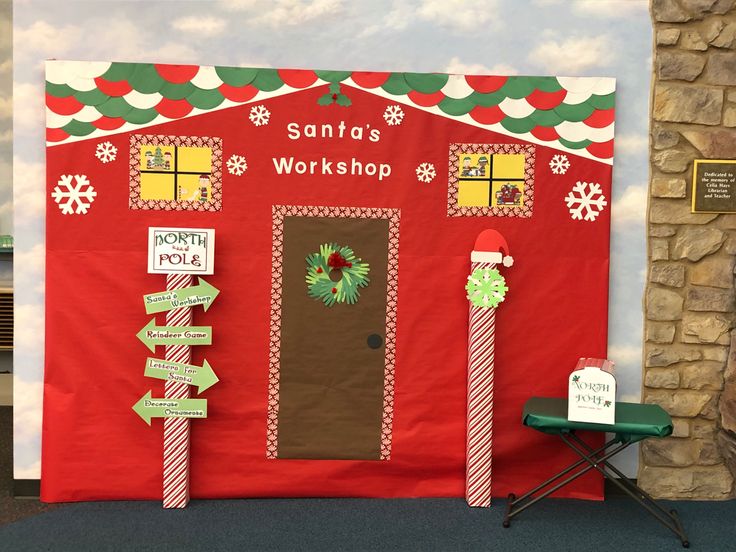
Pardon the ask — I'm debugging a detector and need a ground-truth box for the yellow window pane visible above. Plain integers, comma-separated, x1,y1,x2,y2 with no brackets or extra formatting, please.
457,153,490,179
177,174,212,203
140,145,175,172
140,173,176,200
492,181,524,207
177,147,212,173
492,154,525,179
457,181,490,207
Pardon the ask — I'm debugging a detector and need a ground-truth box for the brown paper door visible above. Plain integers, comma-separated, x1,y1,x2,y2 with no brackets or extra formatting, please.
275,215,391,460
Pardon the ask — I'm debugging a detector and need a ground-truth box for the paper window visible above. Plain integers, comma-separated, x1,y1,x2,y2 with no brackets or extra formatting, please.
129,135,223,211
448,144,536,218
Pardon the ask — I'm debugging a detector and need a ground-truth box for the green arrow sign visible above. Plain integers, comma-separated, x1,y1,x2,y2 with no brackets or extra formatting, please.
136,319,212,353
132,390,208,425
144,357,219,394
143,277,220,314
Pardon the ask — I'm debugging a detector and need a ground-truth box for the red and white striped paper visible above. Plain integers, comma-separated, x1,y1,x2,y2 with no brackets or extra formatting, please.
162,273,193,509
465,261,497,508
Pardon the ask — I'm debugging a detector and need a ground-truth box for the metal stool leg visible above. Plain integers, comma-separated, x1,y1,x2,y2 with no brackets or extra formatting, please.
504,437,629,524
562,433,689,548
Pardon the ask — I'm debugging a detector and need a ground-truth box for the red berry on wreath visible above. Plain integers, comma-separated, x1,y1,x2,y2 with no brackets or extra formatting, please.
331,287,337,294
317,267,323,273
332,93,338,100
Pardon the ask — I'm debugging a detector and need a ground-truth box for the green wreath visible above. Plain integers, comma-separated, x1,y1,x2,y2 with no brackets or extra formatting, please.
465,267,508,308
306,243,370,306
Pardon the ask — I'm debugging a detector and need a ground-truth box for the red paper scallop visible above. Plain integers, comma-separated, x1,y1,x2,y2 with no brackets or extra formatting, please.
278,69,319,89
583,108,615,129
465,75,508,93
530,125,560,141
468,105,505,125
46,127,70,142
46,92,84,116
154,64,200,84
91,116,126,130
407,90,445,107
155,97,194,119
94,77,133,97
218,84,259,103
587,139,614,159
526,88,567,110
350,71,390,88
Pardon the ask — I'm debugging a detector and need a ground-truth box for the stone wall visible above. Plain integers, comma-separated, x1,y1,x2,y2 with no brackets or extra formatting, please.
641,0,736,499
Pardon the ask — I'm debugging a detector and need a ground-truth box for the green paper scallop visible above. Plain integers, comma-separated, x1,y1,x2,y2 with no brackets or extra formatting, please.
500,116,537,134
46,82,76,98
588,92,616,110
314,70,352,83
125,107,160,124
73,88,110,106
380,73,412,95
403,72,448,94
252,69,284,92
61,119,96,137
100,62,137,82
96,97,134,118
529,77,563,93
188,88,225,110
469,91,504,107
128,64,165,94
553,102,596,123
160,81,196,100
529,109,564,127
498,77,537,99
558,137,593,150
215,66,258,87
438,96,475,116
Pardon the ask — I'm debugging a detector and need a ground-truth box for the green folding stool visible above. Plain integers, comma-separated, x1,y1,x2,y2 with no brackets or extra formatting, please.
503,397,689,548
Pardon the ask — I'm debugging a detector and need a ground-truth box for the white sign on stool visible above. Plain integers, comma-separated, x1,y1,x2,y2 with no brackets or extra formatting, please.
567,358,616,425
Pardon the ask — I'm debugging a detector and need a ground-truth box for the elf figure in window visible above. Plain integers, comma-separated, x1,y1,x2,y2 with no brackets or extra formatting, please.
198,175,210,203
477,156,489,176
461,156,475,177
164,152,173,171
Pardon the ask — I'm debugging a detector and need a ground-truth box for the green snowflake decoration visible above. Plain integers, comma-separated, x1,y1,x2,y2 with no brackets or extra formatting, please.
465,267,508,309
306,243,370,306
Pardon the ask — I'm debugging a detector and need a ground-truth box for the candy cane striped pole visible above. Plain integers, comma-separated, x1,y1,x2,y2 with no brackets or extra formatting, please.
163,273,193,509
465,229,513,508
465,260,497,508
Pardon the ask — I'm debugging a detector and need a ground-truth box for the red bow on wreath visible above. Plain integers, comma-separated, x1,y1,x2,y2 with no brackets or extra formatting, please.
327,251,352,269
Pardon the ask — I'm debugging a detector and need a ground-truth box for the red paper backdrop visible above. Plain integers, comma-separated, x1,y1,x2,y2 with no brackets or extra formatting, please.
42,85,610,502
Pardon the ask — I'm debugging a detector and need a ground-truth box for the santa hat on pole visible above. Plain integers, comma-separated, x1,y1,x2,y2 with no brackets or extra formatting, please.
471,229,514,267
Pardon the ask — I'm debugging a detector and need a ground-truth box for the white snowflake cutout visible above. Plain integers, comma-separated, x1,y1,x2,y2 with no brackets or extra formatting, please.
51,175,97,215
227,154,248,176
416,162,436,183
549,154,570,175
565,181,608,221
383,105,405,126
95,141,117,163
249,105,270,126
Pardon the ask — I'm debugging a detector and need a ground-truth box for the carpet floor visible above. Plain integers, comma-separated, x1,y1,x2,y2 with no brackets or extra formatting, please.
2,407,736,551
0,496,735,551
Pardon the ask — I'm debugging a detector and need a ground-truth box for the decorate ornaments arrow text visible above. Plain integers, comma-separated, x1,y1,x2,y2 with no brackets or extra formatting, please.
136,319,212,352
144,357,219,394
132,390,208,425
143,277,220,314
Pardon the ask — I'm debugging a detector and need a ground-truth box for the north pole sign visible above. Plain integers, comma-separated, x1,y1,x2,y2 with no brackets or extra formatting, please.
148,227,215,275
